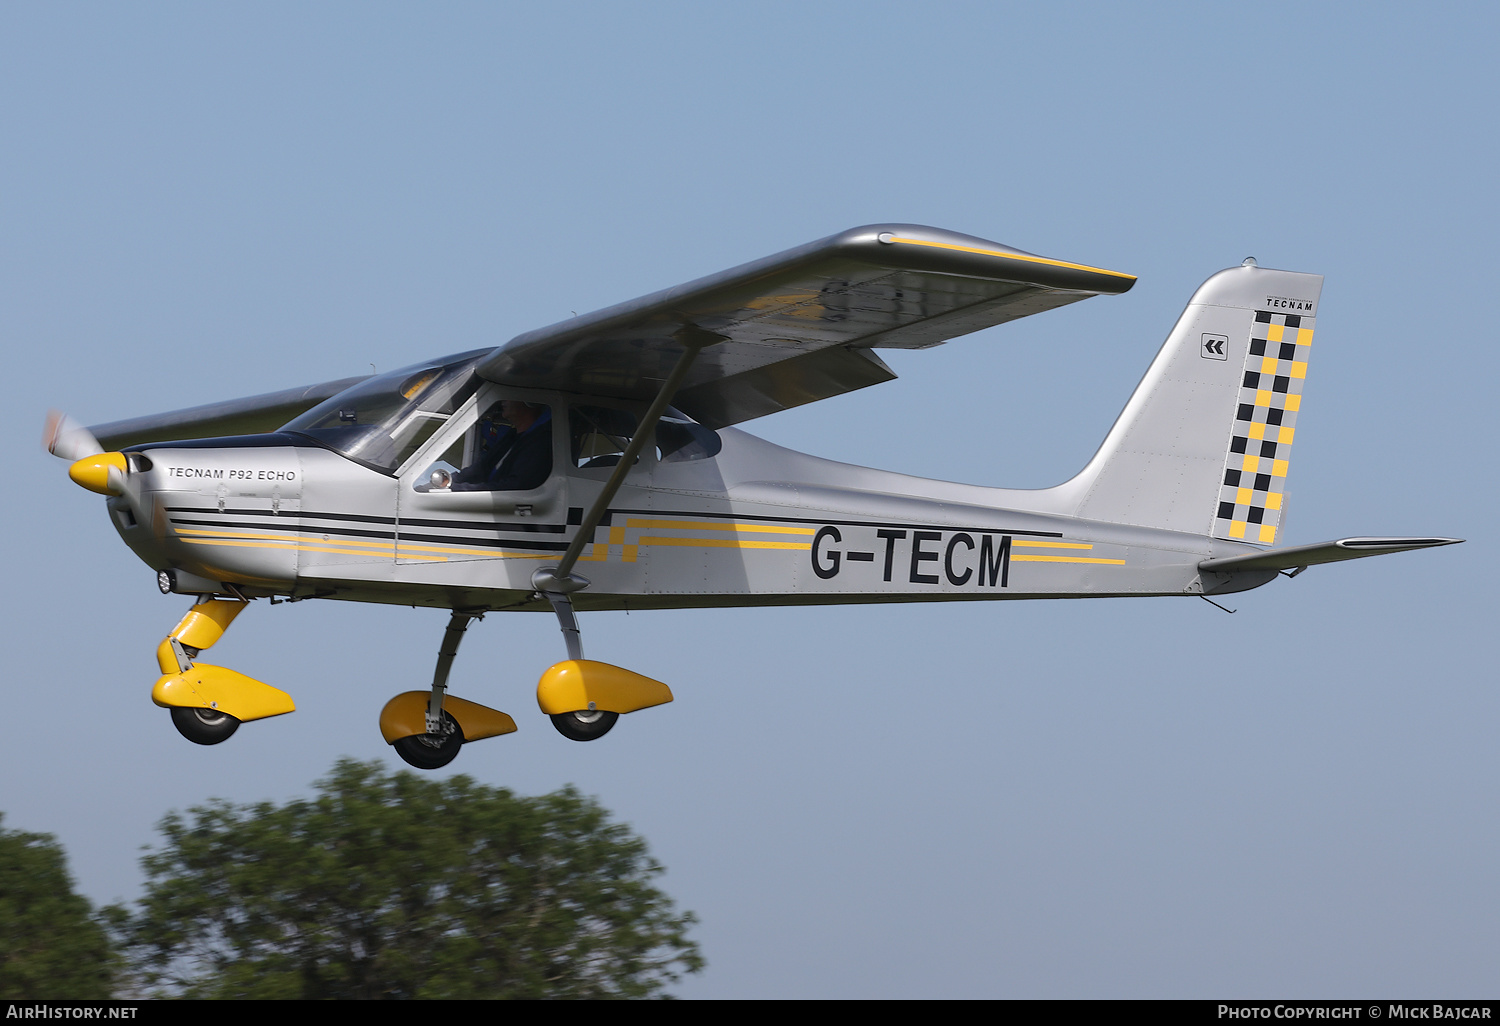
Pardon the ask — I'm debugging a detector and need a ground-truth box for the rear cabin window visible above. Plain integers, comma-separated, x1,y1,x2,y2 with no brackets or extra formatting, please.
569,405,720,470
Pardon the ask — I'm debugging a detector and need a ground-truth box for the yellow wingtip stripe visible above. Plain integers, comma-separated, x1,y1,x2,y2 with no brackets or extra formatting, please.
886,236,1136,282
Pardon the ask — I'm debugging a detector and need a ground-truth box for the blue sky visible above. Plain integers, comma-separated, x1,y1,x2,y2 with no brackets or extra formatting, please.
3,2,1495,997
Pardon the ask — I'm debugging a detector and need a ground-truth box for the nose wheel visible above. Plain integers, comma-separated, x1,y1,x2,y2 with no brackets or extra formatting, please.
550,709,618,742
170,706,241,746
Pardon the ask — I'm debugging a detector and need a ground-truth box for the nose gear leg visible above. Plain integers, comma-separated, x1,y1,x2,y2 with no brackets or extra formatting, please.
150,596,295,745
154,596,248,675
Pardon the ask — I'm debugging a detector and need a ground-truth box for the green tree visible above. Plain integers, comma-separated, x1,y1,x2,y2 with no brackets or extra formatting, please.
0,815,116,998
115,759,703,998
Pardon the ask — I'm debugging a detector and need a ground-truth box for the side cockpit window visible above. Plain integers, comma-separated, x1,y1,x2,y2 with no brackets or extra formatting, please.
418,400,554,492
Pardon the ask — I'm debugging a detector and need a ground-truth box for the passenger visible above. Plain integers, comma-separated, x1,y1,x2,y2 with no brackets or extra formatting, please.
452,401,552,491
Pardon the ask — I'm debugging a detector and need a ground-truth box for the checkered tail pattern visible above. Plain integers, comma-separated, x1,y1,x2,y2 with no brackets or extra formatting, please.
1213,311,1313,544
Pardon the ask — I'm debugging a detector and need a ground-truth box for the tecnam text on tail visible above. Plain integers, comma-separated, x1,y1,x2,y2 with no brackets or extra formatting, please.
46,225,1460,767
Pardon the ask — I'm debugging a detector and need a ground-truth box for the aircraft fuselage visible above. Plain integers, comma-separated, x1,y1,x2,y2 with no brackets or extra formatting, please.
110,402,1273,613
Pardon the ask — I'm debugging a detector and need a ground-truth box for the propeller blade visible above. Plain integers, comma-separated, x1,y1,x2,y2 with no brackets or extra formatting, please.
43,410,103,462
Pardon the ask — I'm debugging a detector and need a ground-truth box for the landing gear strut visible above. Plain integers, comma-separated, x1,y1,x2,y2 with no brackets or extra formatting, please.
380,611,516,769
532,573,670,739
536,584,619,743
392,611,474,769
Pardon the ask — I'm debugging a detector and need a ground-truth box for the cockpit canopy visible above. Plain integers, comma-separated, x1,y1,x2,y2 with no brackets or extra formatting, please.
280,350,488,472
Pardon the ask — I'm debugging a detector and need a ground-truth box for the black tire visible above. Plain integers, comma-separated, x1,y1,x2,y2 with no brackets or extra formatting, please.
550,710,618,742
170,706,240,746
392,712,464,769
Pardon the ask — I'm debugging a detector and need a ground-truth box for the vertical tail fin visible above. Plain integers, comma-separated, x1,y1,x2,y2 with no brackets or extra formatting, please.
1056,261,1323,543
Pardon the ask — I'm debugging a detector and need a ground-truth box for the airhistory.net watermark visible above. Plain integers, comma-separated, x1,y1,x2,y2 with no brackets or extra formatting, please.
4,1008,137,1019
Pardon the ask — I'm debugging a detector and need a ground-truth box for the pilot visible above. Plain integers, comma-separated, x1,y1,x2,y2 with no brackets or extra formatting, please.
452,401,553,491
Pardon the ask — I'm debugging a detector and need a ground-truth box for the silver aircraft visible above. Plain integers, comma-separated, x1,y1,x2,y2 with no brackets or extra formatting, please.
45,225,1460,768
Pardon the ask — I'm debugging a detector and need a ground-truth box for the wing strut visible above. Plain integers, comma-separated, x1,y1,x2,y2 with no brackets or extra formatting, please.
532,329,717,603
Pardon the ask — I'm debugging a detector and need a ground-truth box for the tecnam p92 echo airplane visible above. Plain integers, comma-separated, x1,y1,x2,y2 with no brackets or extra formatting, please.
46,225,1459,768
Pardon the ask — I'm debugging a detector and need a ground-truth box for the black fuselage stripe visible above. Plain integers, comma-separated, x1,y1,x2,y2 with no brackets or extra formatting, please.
606,507,1063,538
395,515,565,534
172,517,392,541
168,518,568,552
165,506,565,534
165,505,1058,542
168,506,395,525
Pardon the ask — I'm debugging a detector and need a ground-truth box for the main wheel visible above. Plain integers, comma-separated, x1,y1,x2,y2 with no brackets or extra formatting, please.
550,709,619,742
392,712,464,769
170,706,240,746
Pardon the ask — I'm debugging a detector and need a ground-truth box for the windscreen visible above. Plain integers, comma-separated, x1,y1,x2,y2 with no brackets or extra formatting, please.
281,349,488,472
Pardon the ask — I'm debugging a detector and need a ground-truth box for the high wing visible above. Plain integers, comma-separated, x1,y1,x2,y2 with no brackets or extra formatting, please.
478,224,1136,428
1200,537,1463,575
80,225,1132,446
87,375,370,450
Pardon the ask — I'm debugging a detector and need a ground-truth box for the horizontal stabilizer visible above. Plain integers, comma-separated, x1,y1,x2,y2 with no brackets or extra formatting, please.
1199,536,1462,575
